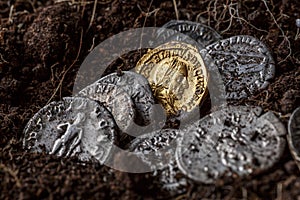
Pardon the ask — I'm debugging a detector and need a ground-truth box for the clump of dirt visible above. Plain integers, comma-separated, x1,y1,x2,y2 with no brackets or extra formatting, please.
1,0,300,199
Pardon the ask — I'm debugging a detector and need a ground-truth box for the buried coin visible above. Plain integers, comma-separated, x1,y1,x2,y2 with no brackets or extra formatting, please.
23,97,117,163
135,41,208,116
176,106,286,184
96,71,155,126
78,83,135,133
287,107,300,169
202,35,275,100
156,20,222,48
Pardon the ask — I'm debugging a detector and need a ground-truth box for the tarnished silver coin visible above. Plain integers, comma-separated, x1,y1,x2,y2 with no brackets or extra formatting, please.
156,20,222,48
96,71,155,126
78,83,135,133
23,97,117,164
176,106,286,184
202,35,275,99
287,107,300,170
129,128,181,170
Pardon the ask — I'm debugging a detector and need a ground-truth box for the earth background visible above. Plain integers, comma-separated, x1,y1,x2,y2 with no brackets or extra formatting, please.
0,0,300,199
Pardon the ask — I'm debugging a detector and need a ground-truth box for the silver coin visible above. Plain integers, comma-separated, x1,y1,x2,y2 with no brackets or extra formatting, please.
176,106,286,184
129,128,181,170
156,20,222,48
96,71,155,126
78,83,135,133
23,97,117,164
201,35,275,100
287,107,300,169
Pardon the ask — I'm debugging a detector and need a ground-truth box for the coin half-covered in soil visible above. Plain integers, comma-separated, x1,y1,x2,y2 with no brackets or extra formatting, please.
135,41,208,116
287,107,300,169
202,35,275,100
23,97,117,163
96,71,155,126
156,20,222,48
129,128,187,196
78,83,135,133
176,106,286,184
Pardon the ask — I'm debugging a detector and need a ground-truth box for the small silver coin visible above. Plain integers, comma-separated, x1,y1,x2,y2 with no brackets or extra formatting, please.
287,107,300,169
156,20,222,48
78,83,135,133
96,71,155,126
202,35,275,100
23,97,117,164
176,106,286,184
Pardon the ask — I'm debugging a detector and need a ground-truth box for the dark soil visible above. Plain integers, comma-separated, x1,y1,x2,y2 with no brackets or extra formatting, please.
0,0,300,199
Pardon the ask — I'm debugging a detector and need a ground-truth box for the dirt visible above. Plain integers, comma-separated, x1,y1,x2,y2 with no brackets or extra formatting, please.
0,0,300,199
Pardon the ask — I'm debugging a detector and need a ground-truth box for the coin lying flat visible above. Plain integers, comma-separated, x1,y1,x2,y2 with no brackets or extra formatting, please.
96,71,155,126
287,107,300,169
135,41,208,116
23,97,117,163
78,83,135,133
156,20,222,48
202,35,275,100
176,106,286,184
129,128,187,195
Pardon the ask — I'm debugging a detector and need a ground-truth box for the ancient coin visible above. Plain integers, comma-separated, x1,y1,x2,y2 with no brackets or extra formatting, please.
96,71,155,126
156,20,222,48
129,128,181,170
287,107,300,169
23,97,117,164
176,106,286,184
201,35,275,100
78,83,135,133
135,41,208,116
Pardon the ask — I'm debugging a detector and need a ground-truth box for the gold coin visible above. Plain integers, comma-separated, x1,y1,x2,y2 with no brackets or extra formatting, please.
135,41,208,116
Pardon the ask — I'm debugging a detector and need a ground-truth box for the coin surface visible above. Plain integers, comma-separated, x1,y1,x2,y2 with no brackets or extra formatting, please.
135,41,208,116
287,107,300,169
202,35,275,100
156,20,222,48
78,83,135,133
176,106,286,184
96,71,155,126
23,97,117,163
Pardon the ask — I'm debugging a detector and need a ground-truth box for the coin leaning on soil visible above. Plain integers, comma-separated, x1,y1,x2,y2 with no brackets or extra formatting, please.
23,97,117,164
287,107,300,170
135,41,209,116
175,106,286,184
201,35,275,100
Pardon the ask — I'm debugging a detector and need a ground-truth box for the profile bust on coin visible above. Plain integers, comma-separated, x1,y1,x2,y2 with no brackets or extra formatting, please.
135,41,208,116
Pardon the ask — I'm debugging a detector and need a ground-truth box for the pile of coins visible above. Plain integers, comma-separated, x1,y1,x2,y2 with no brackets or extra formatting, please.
23,20,291,195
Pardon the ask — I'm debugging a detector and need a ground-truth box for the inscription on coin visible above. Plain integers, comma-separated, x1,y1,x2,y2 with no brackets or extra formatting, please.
78,83,135,132
135,41,208,116
202,35,275,99
287,107,300,169
96,71,155,126
23,97,117,163
156,20,222,48
176,106,286,183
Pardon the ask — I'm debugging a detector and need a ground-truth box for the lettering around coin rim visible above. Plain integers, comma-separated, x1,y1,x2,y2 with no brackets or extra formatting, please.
287,107,300,169
135,41,209,116
202,35,275,100
23,97,117,164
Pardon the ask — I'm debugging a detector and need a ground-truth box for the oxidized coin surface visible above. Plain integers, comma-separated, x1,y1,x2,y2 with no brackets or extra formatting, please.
176,106,286,184
287,107,300,169
135,41,208,116
96,71,155,126
156,20,222,48
78,83,135,132
202,35,275,100
23,97,117,164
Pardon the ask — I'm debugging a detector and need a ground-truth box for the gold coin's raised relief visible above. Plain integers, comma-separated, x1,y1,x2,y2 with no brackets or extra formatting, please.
135,41,208,116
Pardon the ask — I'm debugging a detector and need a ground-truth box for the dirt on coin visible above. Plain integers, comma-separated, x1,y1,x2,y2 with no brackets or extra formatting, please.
0,0,300,199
